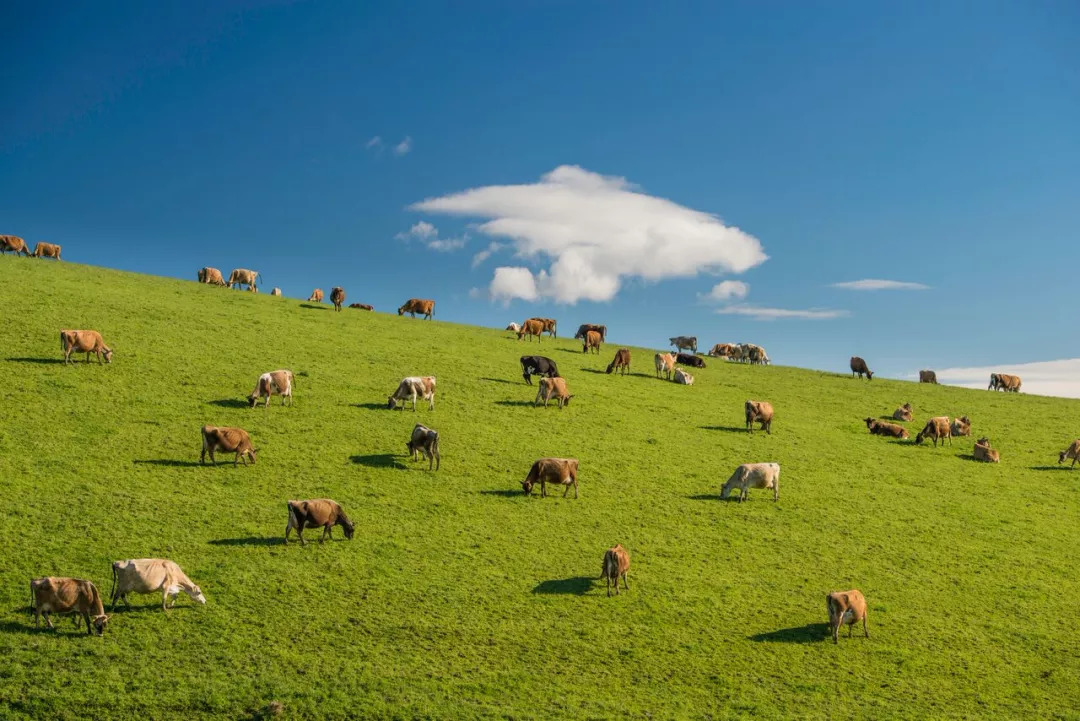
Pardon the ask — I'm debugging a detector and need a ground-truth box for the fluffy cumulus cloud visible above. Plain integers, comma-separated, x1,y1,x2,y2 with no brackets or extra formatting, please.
831,279,929,291
700,280,750,302
930,358,1080,399
395,221,465,252
410,165,768,303
715,304,849,320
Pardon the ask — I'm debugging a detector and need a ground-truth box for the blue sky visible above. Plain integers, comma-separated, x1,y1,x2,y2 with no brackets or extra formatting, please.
2,1,1077,393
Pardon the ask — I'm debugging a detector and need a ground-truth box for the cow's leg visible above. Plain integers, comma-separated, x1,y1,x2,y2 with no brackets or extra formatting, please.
296,527,305,546
606,574,611,597
162,588,170,611
622,572,629,590
540,480,546,498
863,616,869,638
84,611,93,634
320,525,331,543
44,612,55,630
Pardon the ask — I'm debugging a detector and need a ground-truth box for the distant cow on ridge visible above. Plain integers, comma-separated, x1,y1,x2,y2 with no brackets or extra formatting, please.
670,336,697,353
850,356,873,380
227,269,259,292
330,287,345,312
398,298,434,319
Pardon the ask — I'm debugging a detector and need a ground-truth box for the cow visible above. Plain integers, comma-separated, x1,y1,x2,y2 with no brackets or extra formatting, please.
110,559,206,612
721,462,780,502
270,287,282,297
865,418,909,439
308,288,324,303
398,298,435,319
654,352,676,380
850,356,873,380
30,577,109,635
32,242,61,259
521,356,559,385
708,343,736,359
200,425,256,465
506,322,521,333
676,353,705,368
388,376,436,411
893,403,913,422
197,267,226,285
919,370,938,384
583,330,602,354
973,437,1000,463
670,336,697,353
745,400,773,434
606,348,631,375
406,424,440,470
0,235,31,256
227,268,259,292
951,416,971,437
349,303,374,311
601,545,630,597
989,373,1022,392
827,590,868,644
521,458,579,498
517,318,545,342
285,499,354,545
60,329,113,365
540,318,558,338
535,376,572,408
1058,440,1080,467
915,417,952,446
674,368,694,385
747,344,771,365
574,324,607,342
329,286,345,312
248,370,295,407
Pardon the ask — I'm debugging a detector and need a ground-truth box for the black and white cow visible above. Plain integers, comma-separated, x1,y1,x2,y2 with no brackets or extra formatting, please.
520,356,560,385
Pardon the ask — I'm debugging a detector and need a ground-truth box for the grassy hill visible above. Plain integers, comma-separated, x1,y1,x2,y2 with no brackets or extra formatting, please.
0,258,1077,720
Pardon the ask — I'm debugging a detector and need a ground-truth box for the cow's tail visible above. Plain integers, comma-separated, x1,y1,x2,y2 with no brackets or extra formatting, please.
431,431,440,458
29,580,34,614
109,562,118,605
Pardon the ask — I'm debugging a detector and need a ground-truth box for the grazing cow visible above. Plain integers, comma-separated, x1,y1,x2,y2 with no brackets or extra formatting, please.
1057,439,1080,467
521,458,579,498
747,344,771,365
669,336,697,353
110,559,206,612
197,267,226,285
919,370,938,384
745,400,774,434
388,376,436,411
951,416,971,437
285,499,354,545
865,417,909,439
506,322,521,333
30,577,109,635
915,416,952,446
708,343,736,359
989,373,1021,393
200,425,256,465
606,348,631,375
654,352,676,380
248,370,295,407
521,356,559,385
32,242,61,259
850,356,873,380
674,368,694,385
517,318,545,342
973,437,1000,463
270,287,282,297
676,352,705,368
574,324,607,342
583,330,602,354
330,287,345,312
0,235,31,255
535,376,572,408
398,298,435,319
406,424,440,470
539,318,558,338
227,268,259,292
721,462,780,502
893,403,913,422
601,545,630,597
827,590,868,643
308,288,324,303
60,329,113,365
349,303,374,310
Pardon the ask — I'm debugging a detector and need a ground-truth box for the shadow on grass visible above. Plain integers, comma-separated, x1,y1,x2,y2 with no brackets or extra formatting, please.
353,402,388,411
579,368,610,375
350,453,406,469
479,377,519,385
208,398,249,409
532,577,595,595
5,357,65,365
478,489,522,498
699,426,747,433
1030,465,1074,471
299,303,328,310
0,619,38,635
688,493,730,502
133,459,204,467
553,348,587,354
209,537,282,547
494,400,534,407
749,622,829,644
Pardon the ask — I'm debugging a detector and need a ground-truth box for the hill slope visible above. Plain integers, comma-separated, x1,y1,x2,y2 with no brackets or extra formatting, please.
0,258,1077,720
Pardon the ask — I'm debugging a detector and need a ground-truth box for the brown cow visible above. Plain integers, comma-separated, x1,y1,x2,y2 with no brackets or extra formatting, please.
388,376,437,411
398,298,434,319
601,544,630,597
521,458,579,498
606,348,631,375
1058,439,1080,467
654,352,675,380
30,577,109,635
745,400,773,434
893,403,913,422
973,437,1000,463
285,499,354,545
950,416,971,437
197,267,226,285
915,416,952,446
827,589,868,643
574,324,607,342
248,370,295,407
865,417,909,439
308,288,324,303
989,373,1021,393
535,376,572,408
919,370,938,384
200,425,256,465
708,343,737,359
32,242,61,259
540,318,557,338
60,330,113,364
850,356,873,380
517,318,545,342
349,303,374,311
0,235,31,256
330,287,345,312
583,330,602,354
227,269,259,292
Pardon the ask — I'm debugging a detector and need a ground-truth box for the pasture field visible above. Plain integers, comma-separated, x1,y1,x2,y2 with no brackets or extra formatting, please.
0,258,1077,720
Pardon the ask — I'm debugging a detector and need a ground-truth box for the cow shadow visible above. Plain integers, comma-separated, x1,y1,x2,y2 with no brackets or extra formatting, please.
699,426,747,433
5,357,65,365
350,453,407,469
209,399,249,409
554,348,587,354
532,577,595,595
749,622,829,644
478,489,522,498
1030,465,1073,471
579,368,609,375
688,493,730,502
494,400,534,407
299,303,328,310
479,377,518,385
0,619,38,635
208,537,283,547
352,402,388,411
133,459,205,467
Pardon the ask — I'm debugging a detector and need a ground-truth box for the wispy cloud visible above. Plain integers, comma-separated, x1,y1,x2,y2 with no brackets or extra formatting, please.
412,165,767,304
471,241,504,268
393,136,412,156
699,280,750,303
929,358,1080,399
365,136,383,151
831,279,930,291
427,236,466,252
715,304,849,321
395,221,465,252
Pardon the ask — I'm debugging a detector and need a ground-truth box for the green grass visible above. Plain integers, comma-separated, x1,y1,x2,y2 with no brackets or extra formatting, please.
0,258,1077,720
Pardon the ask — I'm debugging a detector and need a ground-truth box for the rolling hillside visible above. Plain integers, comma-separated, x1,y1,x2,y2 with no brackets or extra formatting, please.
0,258,1077,720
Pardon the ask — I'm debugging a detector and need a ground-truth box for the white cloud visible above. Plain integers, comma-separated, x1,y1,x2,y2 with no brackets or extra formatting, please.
700,280,750,302
930,358,1080,399
831,279,930,291
715,304,849,321
489,266,539,303
468,287,484,300
396,221,436,240
365,136,383,150
427,237,466,252
393,136,412,155
411,165,768,304
395,221,465,252
471,241,504,268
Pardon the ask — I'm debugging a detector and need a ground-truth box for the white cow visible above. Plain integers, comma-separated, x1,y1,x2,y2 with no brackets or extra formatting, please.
249,369,295,407
674,368,695,385
388,376,436,411
110,559,207,611
721,462,780,502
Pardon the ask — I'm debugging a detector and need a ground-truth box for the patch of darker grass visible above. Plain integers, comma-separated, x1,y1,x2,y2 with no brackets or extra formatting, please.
749,622,829,644
350,453,407,469
208,537,283,547
208,398,249,408
532,577,595,595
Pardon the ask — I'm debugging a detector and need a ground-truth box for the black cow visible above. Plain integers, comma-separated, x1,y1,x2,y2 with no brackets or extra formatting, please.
676,353,705,368
574,324,607,342
521,356,560,385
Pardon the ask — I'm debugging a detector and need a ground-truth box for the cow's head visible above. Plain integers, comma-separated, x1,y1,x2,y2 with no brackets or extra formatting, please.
387,396,397,410
864,417,875,428
397,306,406,316
521,479,534,495
248,393,260,408
339,516,355,540
244,448,257,465
103,348,113,364
1059,451,1067,464
185,585,207,604
92,614,109,635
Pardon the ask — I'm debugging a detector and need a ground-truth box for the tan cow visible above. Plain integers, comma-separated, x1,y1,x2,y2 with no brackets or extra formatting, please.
330,287,345,311
654,352,675,380
601,544,630,597
30,577,108,635
951,416,971,437
583,330,602,354
535,376,572,408
248,370,295,407
308,288,324,302
388,376,436,411
915,416,952,446
893,403,913,422
989,373,1021,392
349,303,374,311
973,437,1001,463
827,589,868,643
517,318,545,342
0,235,31,256
521,458,579,498
200,425,256,465
270,287,282,296
60,329,113,364
745,400,773,434
1058,440,1080,467
919,370,938,384
606,348,631,375
398,298,435,319
32,242,61,259
110,559,206,611
721,462,780,502
197,267,226,285
227,268,259,292
865,418,909,439
285,499,354,545
540,318,557,338
674,368,694,385
708,343,737,359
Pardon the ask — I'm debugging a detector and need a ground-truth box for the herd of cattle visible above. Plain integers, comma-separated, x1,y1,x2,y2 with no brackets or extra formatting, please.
1,235,62,259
